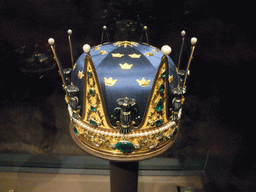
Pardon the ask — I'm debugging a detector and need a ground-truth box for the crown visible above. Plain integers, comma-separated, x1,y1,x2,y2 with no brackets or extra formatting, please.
119,63,133,70
136,78,150,87
48,27,197,161
104,77,118,86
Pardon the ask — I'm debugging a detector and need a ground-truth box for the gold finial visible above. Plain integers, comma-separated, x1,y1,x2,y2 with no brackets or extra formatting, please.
67,29,74,68
113,41,139,48
136,78,150,87
144,52,153,56
128,54,141,58
119,63,133,70
112,53,125,58
99,50,108,55
183,37,197,88
78,70,84,79
104,77,118,86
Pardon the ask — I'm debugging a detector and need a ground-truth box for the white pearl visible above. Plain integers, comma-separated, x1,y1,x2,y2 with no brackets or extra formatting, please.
181,30,186,37
67,29,72,35
191,37,197,45
161,45,172,56
48,38,55,45
83,44,91,53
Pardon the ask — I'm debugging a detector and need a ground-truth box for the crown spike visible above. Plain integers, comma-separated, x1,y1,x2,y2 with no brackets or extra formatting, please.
48,38,67,89
101,26,110,44
83,44,91,54
67,29,74,68
161,45,172,56
183,37,197,88
140,25,149,43
177,30,186,71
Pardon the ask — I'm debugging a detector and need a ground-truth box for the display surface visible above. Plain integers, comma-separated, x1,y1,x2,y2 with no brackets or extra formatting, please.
48,33,197,161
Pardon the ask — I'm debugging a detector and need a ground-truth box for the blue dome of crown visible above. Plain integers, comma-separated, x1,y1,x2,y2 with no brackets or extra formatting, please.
71,41,179,126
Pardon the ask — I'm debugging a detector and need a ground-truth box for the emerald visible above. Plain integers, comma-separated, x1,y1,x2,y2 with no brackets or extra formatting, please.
89,119,96,126
159,84,165,94
91,106,96,112
161,70,167,78
155,99,164,112
87,71,92,77
116,141,134,153
173,127,178,137
155,119,163,127
74,126,79,134
89,88,94,95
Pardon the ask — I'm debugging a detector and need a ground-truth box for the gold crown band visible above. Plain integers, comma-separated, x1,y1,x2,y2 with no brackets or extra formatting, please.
69,105,177,137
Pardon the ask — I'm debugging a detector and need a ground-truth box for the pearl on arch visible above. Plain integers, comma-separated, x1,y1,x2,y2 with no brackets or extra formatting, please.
83,44,91,54
161,45,172,56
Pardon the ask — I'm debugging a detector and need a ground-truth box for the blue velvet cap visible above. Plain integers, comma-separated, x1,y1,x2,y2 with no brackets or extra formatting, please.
71,41,179,126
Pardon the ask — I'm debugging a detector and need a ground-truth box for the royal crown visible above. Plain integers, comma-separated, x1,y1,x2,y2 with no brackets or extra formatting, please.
48,26,197,161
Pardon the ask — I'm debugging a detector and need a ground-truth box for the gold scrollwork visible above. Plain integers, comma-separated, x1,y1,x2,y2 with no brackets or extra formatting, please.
83,55,112,129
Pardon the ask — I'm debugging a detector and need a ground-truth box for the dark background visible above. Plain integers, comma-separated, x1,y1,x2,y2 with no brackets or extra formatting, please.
0,0,255,191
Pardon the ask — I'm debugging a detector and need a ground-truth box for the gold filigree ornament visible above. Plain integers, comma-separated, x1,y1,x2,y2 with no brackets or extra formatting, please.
77,70,84,79
104,77,118,86
119,63,133,69
128,54,141,58
136,78,150,87
82,54,112,129
112,53,125,58
113,41,139,48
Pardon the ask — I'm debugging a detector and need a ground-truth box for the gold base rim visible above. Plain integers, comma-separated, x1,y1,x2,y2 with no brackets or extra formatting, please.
69,122,178,162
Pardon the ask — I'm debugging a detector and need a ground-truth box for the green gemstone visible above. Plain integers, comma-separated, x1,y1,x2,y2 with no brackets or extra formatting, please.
89,119,96,126
159,84,165,94
116,141,134,153
89,89,94,95
87,71,92,77
161,70,167,78
155,119,163,127
155,99,164,112
91,106,96,112
173,127,178,137
74,126,78,134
